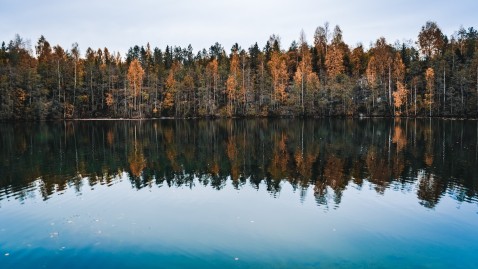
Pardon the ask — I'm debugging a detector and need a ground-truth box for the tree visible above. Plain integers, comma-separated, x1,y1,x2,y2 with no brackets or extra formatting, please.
127,59,144,117
393,81,409,115
268,51,289,109
325,45,344,79
226,49,240,115
163,62,179,114
313,22,330,77
425,67,435,116
294,30,319,115
369,37,393,111
392,52,406,115
71,42,80,116
350,44,367,78
206,59,219,113
366,56,378,111
182,74,195,116
418,21,445,59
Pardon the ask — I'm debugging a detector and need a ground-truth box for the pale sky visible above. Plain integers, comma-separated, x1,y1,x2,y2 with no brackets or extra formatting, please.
1,0,476,56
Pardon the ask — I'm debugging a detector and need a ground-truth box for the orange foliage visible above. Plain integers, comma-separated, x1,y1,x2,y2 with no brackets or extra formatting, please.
207,59,218,76
127,59,144,96
268,51,289,103
226,75,237,103
325,45,345,78
163,63,179,110
393,52,405,82
393,81,409,114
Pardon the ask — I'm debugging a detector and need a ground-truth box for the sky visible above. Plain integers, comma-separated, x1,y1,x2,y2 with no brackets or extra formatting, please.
1,0,477,57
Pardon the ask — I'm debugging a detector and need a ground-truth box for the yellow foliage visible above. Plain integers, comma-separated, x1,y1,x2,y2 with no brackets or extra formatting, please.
127,59,144,96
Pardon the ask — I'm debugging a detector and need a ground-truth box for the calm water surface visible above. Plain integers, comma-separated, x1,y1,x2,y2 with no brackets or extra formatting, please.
1,119,478,268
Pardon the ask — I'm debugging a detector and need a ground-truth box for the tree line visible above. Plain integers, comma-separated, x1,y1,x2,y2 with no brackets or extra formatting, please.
1,21,478,120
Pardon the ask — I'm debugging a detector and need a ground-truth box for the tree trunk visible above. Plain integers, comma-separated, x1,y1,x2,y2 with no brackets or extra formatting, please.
301,58,305,115
443,67,446,114
388,64,392,113
124,79,127,117
73,60,77,117
57,59,61,104
242,54,246,115
461,77,464,113
90,69,93,112
414,85,417,117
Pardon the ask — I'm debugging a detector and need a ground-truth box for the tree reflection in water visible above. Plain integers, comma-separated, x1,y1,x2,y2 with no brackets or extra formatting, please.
1,119,477,208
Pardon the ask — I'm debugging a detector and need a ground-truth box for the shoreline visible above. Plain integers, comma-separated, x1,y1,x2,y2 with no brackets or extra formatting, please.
1,116,477,122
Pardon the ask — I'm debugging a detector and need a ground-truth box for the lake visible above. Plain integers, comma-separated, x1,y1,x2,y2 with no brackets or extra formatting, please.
1,119,477,268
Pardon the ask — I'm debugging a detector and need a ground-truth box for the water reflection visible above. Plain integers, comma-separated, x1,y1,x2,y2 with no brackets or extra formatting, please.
1,119,478,208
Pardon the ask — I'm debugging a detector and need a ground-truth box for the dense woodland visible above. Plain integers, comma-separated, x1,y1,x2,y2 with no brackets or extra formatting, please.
1,21,478,120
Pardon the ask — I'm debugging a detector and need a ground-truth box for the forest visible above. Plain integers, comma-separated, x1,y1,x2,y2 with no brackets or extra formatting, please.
0,21,477,120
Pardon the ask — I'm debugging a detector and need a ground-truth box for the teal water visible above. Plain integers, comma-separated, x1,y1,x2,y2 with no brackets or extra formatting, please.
1,119,478,268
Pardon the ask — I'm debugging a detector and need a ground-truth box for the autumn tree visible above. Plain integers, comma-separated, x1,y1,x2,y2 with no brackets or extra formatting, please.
181,73,195,116
226,49,240,115
325,45,344,79
163,61,179,115
366,56,378,112
367,37,394,113
70,42,81,117
294,30,319,114
418,21,445,60
313,22,330,79
392,81,409,115
206,59,219,114
127,59,144,117
424,67,435,116
392,52,406,115
350,44,367,78
268,50,289,110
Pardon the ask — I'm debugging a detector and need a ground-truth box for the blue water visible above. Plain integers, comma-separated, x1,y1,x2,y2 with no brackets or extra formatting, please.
1,177,477,268
1,119,478,268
